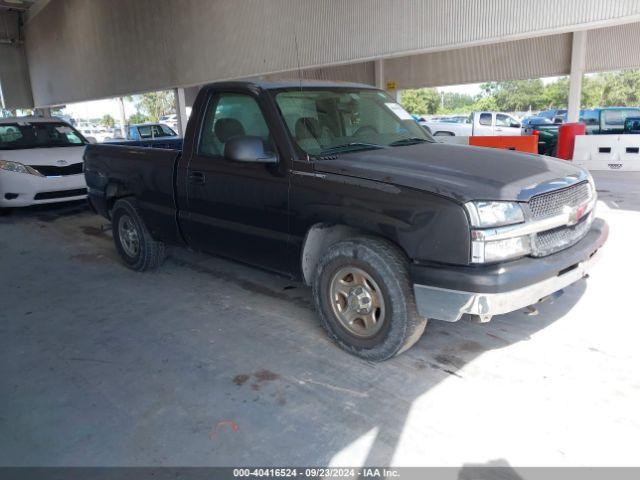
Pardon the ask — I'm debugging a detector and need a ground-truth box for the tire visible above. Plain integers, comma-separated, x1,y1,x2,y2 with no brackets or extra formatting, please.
312,236,427,361
111,197,165,271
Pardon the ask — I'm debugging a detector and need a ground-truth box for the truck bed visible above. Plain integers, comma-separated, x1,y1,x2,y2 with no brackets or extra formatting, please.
103,138,183,150
84,143,183,244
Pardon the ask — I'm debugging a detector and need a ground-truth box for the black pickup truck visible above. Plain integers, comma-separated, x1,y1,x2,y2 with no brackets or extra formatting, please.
84,80,608,361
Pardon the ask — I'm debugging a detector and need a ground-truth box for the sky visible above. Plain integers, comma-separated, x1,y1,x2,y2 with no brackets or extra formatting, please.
61,97,138,121
438,76,562,96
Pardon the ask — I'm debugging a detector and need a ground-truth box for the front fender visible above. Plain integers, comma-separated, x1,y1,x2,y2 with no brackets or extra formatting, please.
290,172,471,266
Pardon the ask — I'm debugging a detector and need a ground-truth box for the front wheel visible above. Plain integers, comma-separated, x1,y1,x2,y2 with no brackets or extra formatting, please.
112,198,165,271
312,237,427,361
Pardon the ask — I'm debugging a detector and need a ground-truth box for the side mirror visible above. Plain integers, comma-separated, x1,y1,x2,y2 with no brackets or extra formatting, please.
224,136,277,164
85,136,98,144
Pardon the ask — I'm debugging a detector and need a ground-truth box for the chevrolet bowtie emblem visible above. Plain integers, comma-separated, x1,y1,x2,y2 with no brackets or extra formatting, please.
566,204,587,226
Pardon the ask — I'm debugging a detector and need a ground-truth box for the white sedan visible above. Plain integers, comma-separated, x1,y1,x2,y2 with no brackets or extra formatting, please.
0,117,89,209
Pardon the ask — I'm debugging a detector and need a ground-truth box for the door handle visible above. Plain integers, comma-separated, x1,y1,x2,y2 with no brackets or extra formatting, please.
189,171,206,184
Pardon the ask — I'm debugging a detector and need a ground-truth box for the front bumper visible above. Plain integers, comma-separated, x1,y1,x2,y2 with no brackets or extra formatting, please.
413,218,609,322
0,170,87,207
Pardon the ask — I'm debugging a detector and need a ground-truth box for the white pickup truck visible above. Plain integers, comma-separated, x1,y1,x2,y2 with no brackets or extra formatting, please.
423,112,522,137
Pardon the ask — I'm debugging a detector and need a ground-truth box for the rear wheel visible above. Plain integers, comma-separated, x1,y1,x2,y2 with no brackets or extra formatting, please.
112,198,165,271
313,236,427,361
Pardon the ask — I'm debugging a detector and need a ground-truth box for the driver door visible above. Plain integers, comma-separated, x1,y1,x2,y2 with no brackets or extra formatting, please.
495,113,521,136
180,91,292,274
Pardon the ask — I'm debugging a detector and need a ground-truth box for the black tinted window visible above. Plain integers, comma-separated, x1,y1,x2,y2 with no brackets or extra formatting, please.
479,113,492,126
0,122,85,150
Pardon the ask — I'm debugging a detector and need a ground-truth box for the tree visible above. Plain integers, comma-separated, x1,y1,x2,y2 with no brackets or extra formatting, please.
101,114,115,128
581,75,605,108
399,88,441,114
440,92,476,113
128,112,148,124
599,70,640,106
542,77,569,109
132,91,175,123
472,95,498,112
482,79,546,111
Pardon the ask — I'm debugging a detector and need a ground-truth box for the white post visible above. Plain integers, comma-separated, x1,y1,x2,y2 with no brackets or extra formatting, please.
568,31,587,123
374,59,385,90
175,88,188,136
116,97,127,139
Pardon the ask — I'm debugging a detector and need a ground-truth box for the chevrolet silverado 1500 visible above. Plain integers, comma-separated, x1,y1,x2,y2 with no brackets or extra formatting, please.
84,80,608,360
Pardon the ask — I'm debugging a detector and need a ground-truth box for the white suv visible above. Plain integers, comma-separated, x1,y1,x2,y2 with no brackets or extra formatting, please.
0,117,89,210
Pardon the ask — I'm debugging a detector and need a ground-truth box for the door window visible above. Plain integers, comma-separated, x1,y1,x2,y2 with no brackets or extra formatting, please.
495,114,510,127
199,93,271,157
478,113,492,126
496,114,519,128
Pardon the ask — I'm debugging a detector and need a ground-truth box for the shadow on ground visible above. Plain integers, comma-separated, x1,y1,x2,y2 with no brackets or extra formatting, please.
0,202,585,466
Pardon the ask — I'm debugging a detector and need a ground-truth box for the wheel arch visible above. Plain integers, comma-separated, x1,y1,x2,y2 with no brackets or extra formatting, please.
300,223,410,285
105,182,134,218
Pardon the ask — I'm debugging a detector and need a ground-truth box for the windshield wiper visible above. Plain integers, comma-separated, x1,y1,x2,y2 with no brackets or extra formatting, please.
388,137,429,147
317,142,385,156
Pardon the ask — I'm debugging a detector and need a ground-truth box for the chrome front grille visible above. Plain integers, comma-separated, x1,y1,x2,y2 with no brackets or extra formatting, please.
531,214,592,257
528,181,594,257
529,181,591,220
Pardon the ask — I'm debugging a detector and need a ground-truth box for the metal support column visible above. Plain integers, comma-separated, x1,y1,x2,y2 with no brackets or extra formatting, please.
568,30,587,123
374,59,385,90
175,88,188,136
116,97,127,139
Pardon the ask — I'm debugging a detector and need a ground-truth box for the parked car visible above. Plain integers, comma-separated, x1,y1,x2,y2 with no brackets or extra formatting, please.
77,123,114,143
435,115,472,124
521,116,558,155
524,107,640,155
1,117,89,210
123,123,179,141
521,116,554,128
424,112,522,136
85,80,608,360
623,116,640,134
538,109,567,124
586,107,640,135
159,114,178,131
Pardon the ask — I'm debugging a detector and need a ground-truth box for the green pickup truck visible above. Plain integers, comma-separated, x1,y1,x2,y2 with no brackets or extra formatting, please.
523,107,640,155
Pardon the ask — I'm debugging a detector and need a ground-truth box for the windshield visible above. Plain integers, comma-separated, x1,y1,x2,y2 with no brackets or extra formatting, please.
0,122,86,150
527,117,553,125
137,124,177,138
273,88,434,156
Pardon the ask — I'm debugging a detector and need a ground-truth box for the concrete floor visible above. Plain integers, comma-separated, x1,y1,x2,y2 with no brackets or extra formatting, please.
1,172,639,467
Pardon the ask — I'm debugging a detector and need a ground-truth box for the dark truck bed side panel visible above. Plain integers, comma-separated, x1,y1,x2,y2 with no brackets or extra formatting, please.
84,144,183,245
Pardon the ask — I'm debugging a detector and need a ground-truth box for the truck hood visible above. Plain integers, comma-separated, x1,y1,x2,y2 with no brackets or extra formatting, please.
312,142,588,202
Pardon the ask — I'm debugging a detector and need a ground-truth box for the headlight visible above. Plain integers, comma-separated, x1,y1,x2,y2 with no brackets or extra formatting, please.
0,160,44,177
464,201,524,228
471,235,532,263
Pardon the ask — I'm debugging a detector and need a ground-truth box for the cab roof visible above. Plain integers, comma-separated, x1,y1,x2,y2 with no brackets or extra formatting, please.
203,79,378,91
